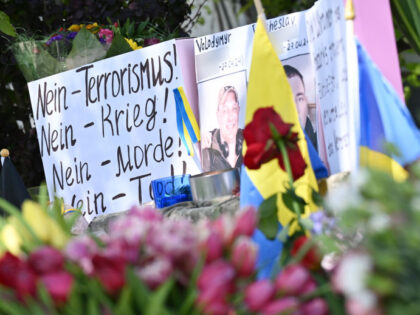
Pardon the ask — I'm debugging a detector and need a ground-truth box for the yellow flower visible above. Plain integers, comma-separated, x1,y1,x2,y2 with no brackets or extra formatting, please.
1,220,22,255
86,22,99,33
125,38,142,50
68,24,82,32
22,200,68,249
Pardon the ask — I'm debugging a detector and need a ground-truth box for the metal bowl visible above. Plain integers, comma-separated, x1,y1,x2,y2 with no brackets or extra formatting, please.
190,168,240,201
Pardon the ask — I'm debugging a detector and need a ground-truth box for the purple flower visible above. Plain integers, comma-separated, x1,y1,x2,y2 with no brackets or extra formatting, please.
46,34,64,46
65,235,98,275
66,32,77,40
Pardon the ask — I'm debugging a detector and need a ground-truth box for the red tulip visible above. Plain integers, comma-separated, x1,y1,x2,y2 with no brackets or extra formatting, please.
28,246,64,275
0,252,22,288
0,252,37,299
41,271,74,304
92,253,126,293
244,279,275,312
275,264,311,296
261,297,299,315
232,206,257,239
290,236,321,270
13,264,37,299
300,298,329,315
243,107,306,180
231,237,257,277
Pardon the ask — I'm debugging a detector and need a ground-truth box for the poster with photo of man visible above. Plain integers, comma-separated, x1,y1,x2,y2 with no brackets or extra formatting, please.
281,54,318,151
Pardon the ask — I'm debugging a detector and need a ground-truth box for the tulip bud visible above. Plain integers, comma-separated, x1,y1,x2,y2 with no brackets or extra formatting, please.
203,231,224,263
261,297,299,315
232,207,257,239
275,264,311,296
231,237,257,277
28,246,64,275
244,279,275,312
41,271,74,304
300,298,329,315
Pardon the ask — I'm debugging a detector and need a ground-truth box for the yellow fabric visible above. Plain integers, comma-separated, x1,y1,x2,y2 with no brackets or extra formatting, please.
360,146,408,181
244,18,318,234
179,87,201,141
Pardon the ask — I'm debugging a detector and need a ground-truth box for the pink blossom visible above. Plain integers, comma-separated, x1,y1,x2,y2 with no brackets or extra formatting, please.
41,271,74,304
231,236,257,277
275,264,311,296
212,215,235,245
203,231,224,263
197,284,229,312
301,277,317,295
197,260,235,298
261,297,299,315
300,298,329,315
65,235,98,275
98,28,114,44
201,300,232,315
28,246,64,275
346,298,382,315
244,279,275,312
128,205,163,222
232,206,257,239
136,257,173,289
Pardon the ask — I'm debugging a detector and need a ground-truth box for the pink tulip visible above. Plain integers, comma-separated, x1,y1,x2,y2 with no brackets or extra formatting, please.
244,279,275,312
231,237,257,277
28,246,64,275
261,297,299,315
232,206,257,239
203,231,224,263
301,277,317,295
41,271,74,304
275,264,311,296
201,300,232,315
136,257,173,289
346,298,382,315
128,205,163,222
300,298,329,315
65,235,98,275
197,260,235,292
197,284,229,311
212,215,235,246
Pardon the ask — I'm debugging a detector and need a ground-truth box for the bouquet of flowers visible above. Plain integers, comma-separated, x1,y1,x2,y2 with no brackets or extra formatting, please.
12,19,169,82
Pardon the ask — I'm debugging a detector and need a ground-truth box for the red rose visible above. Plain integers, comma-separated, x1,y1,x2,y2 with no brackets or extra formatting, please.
290,236,321,270
243,107,306,180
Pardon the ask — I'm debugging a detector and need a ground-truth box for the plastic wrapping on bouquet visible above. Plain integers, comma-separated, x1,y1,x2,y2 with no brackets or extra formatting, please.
151,175,192,208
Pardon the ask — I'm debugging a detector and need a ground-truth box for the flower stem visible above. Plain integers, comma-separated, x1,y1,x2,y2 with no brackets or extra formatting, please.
269,123,302,220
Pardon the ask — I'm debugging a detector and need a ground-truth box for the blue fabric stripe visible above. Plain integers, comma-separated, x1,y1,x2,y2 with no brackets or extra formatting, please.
173,89,191,156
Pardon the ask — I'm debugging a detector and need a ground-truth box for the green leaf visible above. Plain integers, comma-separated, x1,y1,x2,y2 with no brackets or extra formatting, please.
114,287,135,315
0,10,16,37
258,194,279,240
282,187,306,212
105,33,133,58
66,27,106,69
311,188,323,207
277,224,289,242
145,278,175,315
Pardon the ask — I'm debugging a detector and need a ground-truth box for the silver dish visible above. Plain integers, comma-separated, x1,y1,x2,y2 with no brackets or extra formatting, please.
190,168,240,201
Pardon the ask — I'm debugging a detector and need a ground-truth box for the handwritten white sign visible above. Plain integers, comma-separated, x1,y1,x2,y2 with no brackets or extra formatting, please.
28,40,200,222
306,0,356,173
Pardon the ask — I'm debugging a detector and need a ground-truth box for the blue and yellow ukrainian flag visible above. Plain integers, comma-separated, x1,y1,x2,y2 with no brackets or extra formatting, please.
240,18,322,278
357,40,420,181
